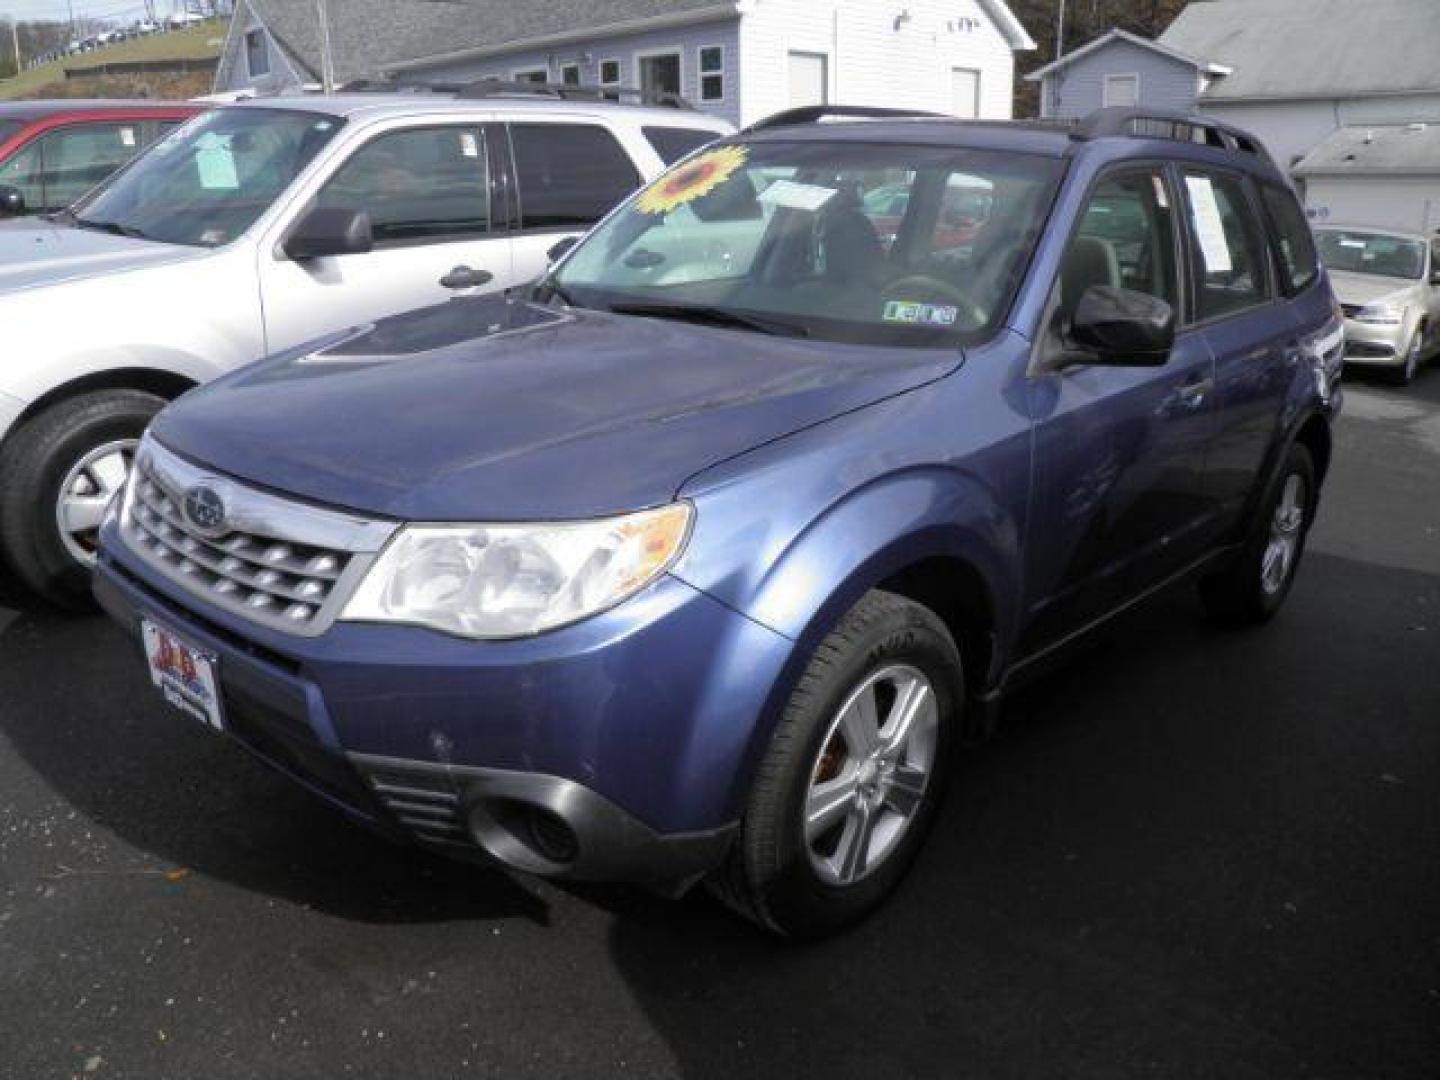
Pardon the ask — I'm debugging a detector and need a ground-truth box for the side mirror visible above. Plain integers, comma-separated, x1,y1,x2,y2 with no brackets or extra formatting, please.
1070,285,1175,366
284,207,373,260
0,184,26,217
1429,268,1440,286
547,235,579,264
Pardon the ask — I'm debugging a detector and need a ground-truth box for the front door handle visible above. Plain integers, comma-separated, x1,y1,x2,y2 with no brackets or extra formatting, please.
440,265,494,290
1160,376,1214,417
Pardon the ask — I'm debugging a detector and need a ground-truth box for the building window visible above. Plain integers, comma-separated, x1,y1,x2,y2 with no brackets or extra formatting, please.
951,67,979,119
244,28,269,79
599,58,621,100
513,68,548,84
698,45,724,102
787,51,828,107
1103,73,1139,108
561,63,581,86
637,51,681,103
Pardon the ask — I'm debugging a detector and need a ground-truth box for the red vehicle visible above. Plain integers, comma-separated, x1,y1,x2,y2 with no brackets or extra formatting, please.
0,100,203,217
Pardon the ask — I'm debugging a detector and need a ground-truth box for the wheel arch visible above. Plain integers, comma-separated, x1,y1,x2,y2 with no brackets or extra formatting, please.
6,368,198,444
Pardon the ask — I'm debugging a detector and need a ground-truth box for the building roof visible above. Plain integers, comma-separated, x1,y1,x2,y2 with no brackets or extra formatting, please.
1022,27,1228,83
1161,0,1440,102
1293,123,1440,178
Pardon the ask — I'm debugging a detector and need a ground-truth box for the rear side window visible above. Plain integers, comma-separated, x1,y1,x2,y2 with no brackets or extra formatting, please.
510,123,641,230
1259,183,1319,293
316,126,489,243
643,126,718,165
1181,171,1271,321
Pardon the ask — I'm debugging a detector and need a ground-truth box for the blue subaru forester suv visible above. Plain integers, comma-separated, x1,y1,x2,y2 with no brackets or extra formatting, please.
96,107,1343,936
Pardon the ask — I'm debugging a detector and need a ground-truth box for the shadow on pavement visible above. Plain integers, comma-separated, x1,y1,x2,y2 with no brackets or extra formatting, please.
604,554,1440,1079
0,606,548,927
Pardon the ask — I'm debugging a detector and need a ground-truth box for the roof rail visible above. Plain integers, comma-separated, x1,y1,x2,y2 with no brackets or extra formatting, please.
743,105,946,134
339,76,696,110
1074,107,1272,162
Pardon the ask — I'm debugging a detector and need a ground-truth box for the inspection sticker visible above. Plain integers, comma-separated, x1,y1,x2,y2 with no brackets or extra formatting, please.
756,179,837,212
883,300,959,327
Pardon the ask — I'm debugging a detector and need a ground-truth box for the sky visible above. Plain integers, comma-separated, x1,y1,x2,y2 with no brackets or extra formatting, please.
2,0,199,24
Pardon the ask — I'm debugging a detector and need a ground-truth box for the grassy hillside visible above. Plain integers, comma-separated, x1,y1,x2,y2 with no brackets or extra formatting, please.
0,19,225,101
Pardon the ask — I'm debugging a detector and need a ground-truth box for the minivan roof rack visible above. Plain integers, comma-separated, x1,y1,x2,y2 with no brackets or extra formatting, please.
1075,107,1271,162
339,76,697,111
743,105,946,133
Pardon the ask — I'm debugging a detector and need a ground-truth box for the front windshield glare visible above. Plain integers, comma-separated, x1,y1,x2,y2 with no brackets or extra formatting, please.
1316,230,1425,281
555,140,1063,345
74,108,342,247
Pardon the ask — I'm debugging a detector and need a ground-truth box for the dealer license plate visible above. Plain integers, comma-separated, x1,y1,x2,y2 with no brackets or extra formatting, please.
141,619,224,732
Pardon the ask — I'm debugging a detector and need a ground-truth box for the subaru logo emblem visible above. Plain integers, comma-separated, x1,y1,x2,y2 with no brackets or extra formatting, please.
184,485,227,536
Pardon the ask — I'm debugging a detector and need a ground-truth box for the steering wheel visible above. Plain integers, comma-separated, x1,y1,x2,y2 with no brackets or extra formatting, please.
884,275,985,327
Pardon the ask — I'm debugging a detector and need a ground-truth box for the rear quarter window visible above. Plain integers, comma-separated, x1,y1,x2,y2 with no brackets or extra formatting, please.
1259,183,1319,294
642,126,721,165
510,123,641,231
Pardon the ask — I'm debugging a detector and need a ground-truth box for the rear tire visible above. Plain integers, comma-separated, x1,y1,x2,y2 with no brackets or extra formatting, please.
1199,442,1316,626
0,390,163,610
709,590,963,938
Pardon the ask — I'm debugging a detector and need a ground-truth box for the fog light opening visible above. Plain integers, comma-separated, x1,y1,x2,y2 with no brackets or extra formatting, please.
468,798,580,873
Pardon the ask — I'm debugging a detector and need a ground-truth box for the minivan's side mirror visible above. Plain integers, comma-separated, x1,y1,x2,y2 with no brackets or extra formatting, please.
284,207,373,260
0,184,26,218
1070,285,1175,366
547,235,579,264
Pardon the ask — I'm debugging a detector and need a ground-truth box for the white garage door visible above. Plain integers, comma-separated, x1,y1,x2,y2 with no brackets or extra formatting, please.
952,68,979,119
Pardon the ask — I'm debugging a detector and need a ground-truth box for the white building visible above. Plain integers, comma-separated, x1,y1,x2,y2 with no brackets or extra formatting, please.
216,0,1036,127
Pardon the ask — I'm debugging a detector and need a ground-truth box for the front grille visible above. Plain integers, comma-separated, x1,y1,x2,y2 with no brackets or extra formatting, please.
130,468,348,628
359,762,470,846
119,439,395,636
1345,340,1396,359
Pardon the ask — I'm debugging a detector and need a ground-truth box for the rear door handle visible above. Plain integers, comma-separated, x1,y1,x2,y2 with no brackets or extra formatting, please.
440,265,494,290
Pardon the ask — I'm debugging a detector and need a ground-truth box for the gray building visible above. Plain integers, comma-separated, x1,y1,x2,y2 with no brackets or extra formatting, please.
1027,0,1440,171
1294,124,1440,235
1026,28,1229,122
216,0,1036,128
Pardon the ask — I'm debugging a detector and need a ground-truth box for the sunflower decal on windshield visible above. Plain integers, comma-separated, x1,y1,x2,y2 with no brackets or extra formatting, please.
636,145,749,215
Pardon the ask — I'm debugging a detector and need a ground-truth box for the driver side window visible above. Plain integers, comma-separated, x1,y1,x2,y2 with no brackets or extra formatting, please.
1059,169,1179,331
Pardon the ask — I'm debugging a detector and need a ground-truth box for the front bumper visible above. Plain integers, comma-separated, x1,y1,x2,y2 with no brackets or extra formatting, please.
1341,317,1408,365
96,526,795,889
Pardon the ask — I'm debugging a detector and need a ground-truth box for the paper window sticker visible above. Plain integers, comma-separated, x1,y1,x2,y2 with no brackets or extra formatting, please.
756,179,837,213
120,127,136,148
195,140,239,191
1184,175,1233,274
460,131,479,158
1152,174,1168,209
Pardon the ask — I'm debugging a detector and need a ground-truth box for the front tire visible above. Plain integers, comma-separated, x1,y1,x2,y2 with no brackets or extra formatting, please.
0,390,164,609
1199,442,1316,626
1393,328,1423,386
710,590,963,937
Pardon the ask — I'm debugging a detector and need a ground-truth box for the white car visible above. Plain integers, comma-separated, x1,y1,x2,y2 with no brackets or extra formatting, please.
0,88,730,606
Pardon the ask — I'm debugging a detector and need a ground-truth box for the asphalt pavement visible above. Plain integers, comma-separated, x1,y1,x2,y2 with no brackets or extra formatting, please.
1,369,1437,1079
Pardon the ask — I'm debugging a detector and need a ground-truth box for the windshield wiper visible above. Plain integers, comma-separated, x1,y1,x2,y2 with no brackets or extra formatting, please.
72,217,151,241
607,301,810,338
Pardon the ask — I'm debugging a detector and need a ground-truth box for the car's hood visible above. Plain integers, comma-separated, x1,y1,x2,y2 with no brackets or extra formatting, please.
152,294,958,521
0,218,200,293
1328,269,1421,308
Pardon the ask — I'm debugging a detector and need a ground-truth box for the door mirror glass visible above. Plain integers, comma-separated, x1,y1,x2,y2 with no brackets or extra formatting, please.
284,206,374,260
1071,285,1175,365
0,184,25,217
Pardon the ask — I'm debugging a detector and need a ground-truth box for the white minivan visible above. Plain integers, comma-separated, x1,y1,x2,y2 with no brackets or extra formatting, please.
0,88,730,606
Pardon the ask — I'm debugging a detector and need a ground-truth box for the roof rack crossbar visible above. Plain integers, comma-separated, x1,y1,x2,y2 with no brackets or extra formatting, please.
743,105,946,134
339,76,696,110
1074,107,1272,163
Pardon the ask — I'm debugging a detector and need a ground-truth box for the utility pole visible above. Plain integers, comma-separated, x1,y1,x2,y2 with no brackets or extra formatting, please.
316,0,335,93
10,18,19,72
1054,0,1067,62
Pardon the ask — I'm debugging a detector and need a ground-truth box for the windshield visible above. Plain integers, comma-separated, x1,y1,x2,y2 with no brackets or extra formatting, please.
1316,229,1424,281
71,108,342,247
554,140,1064,345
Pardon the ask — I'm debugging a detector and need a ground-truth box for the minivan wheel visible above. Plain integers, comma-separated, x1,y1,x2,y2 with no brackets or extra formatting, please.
0,390,164,610
709,590,962,937
1198,442,1316,626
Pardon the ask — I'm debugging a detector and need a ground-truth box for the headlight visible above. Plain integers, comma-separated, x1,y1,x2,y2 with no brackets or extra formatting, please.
1354,303,1404,325
340,503,693,639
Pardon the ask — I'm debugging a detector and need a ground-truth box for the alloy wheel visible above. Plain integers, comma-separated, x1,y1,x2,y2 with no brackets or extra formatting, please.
55,438,135,567
804,664,939,885
1260,472,1307,596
